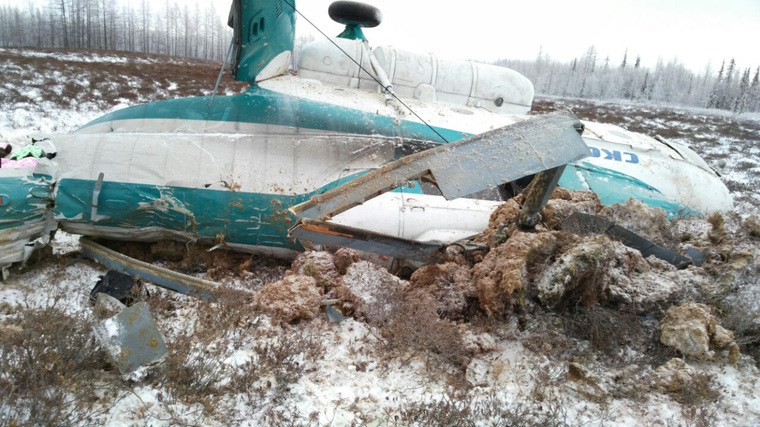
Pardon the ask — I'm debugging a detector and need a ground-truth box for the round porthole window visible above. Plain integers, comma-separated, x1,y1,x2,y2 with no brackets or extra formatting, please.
494,97,504,107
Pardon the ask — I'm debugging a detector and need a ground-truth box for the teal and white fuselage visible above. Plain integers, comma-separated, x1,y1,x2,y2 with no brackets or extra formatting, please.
0,0,732,272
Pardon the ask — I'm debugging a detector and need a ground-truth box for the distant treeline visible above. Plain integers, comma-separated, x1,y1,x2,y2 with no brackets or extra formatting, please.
496,47,760,113
0,0,231,61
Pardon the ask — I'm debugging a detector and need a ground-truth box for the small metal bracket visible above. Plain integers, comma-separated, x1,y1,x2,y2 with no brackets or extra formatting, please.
91,172,104,222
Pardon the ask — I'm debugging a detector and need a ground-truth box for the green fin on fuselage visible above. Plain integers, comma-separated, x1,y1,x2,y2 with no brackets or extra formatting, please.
229,0,296,83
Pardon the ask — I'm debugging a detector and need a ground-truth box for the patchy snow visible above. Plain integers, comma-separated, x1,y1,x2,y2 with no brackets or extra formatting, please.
1,47,186,65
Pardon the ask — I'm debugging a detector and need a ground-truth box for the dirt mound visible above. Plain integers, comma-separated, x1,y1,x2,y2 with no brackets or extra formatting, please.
660,302,739,361
255,275,323,323
600,198,674,245
541,189,603,230
474,197,521,246
471,230,560,317
407,263,476,320
532,234,620,310
337,261,407,323
290,250,344,289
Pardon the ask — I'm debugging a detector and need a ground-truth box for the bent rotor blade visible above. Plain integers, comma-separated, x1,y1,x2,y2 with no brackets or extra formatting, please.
289,219,445,263
290,110,588,220
561,212,696,268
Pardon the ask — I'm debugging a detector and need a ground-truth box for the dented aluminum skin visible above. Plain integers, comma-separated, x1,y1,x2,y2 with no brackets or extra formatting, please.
0,169,57,277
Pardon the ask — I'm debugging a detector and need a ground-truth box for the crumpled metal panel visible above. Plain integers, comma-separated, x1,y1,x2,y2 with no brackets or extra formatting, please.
0,171,57,277
93,301,168,375
290,110,589,220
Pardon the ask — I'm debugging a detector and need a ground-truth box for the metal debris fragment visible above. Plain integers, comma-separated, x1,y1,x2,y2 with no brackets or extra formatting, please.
325,304,344,324
290,218,446,262
81,238,219,300
93,301,168,375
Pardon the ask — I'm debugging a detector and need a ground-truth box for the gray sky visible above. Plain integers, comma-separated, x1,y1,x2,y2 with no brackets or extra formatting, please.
286,0,760,74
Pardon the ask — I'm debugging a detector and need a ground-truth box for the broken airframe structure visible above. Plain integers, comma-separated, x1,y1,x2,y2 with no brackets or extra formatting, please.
289,110,588,262
1,0,732,282
1,110,589,290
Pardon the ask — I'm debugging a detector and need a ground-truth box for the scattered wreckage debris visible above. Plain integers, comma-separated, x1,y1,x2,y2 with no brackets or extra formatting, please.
92,301,169,375
90,270,146,305
289,110,589,261
80,238,219,300
89,270,169,375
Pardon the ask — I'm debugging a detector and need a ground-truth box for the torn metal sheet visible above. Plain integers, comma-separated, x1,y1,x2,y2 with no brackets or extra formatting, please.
290,218,445,262
561,212,698,268
290,110,588,220
80,238,218,300
93,301,168,375
1,170,57,278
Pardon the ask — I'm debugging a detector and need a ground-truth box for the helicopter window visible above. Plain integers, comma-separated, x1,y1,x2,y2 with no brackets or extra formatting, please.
252,22,259,37
260,17,266,32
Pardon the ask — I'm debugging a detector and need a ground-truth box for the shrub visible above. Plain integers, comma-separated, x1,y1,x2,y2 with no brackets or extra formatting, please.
0,306,106,426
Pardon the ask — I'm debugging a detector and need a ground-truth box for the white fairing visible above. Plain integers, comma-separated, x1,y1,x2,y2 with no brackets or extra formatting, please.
256,51,292,82
298,39,534,114
297,38,379,91
333,192,501,243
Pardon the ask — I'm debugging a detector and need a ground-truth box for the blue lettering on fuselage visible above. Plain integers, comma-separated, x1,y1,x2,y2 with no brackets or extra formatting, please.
589,147,639,164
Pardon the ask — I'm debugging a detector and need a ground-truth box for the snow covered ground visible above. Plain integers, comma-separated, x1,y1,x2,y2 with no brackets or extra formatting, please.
2,48,760,426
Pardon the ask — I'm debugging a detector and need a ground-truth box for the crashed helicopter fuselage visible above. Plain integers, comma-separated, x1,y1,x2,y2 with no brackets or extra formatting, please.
0,0,732,276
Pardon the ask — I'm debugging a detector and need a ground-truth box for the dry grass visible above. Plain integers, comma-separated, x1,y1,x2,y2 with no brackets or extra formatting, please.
391,389,578,427
562,306,642,356
664,371,721,406
144,284,324,417
0,305,108,426
359,279,470,375
0,48,249,111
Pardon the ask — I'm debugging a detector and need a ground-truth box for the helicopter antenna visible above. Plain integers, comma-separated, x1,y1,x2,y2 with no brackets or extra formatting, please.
282,0,450,144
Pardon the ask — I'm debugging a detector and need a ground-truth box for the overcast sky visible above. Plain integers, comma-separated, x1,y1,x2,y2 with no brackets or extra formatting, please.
285,0,760,74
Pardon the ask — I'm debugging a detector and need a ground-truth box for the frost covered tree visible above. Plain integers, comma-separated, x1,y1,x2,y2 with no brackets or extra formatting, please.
0,0,229,60
749,68,760,112
493,44,757,112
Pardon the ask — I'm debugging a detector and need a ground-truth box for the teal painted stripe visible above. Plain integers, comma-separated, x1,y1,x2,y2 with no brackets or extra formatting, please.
0,175,53,232
77,87,465,143
560,162,700,218
53,167,389,248
55,179,307,249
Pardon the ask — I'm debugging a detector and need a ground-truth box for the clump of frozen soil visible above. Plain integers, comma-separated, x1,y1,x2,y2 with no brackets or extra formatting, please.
600,198,675,245
255,275,323,324
407,262,476,321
